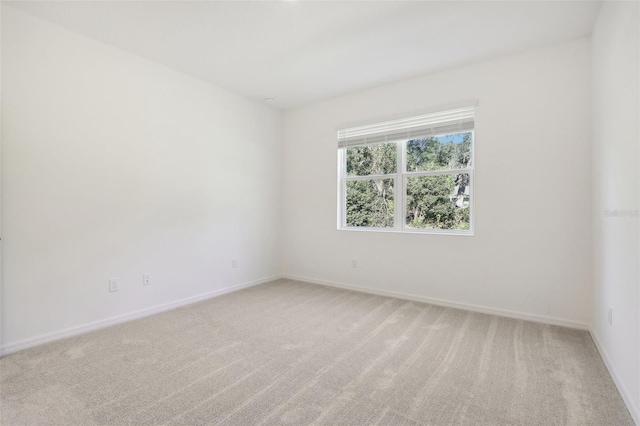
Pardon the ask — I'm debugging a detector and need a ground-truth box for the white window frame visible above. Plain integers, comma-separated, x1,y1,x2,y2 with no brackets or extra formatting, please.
337,105,475,236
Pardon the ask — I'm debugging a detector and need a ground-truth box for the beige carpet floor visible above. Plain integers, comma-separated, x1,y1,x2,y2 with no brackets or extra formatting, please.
0,279,633,425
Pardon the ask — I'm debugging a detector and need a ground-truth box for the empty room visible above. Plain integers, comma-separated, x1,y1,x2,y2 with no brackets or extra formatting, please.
1,1,638,425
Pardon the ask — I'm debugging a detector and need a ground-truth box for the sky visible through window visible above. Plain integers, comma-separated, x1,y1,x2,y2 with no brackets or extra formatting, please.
437,133,466,144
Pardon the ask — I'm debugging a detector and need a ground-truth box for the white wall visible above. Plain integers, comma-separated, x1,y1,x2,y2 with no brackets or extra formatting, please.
2,3,638,419
591,1,640,422
1,7,282,352
282,38,592,328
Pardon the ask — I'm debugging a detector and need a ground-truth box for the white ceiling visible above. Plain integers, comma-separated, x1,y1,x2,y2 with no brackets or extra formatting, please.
6,0,602,109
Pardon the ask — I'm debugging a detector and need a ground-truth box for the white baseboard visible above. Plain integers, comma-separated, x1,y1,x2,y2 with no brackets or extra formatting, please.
0,275,281,357
282,274,590,330
589,329,640,426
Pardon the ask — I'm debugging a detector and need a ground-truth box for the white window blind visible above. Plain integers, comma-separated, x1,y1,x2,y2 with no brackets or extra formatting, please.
337,105,475,149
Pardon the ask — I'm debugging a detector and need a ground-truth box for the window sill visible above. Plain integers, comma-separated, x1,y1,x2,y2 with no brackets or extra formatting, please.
338,227,474,236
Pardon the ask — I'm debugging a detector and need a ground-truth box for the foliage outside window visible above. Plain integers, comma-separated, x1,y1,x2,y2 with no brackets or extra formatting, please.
338,106,474,234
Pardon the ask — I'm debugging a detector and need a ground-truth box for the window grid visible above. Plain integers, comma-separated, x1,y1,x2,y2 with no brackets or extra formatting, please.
339,130,474,235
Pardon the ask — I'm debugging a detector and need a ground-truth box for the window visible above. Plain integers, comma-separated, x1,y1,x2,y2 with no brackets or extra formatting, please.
337,105,475,234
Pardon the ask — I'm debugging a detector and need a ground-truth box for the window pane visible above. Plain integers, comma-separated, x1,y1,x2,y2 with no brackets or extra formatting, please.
406,132,472,172
346,178,394,227
406,174,470,230
346,142,397,176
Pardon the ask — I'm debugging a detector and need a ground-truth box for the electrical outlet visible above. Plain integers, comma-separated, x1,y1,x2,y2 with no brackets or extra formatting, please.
351,258,358,268
231,258,238,269
109,278,119,292
607,307,613,325
143,274,151,286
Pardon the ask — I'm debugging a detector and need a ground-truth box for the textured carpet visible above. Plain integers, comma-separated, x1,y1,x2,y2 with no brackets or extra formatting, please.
0,279,633,425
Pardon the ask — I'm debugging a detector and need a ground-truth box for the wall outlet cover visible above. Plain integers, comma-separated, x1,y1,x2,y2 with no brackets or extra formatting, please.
109,278,119,292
